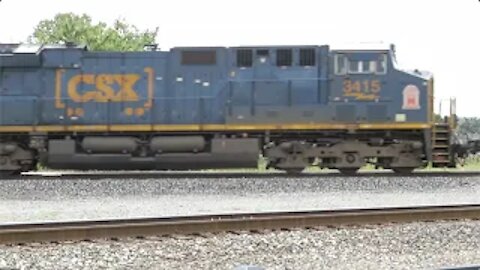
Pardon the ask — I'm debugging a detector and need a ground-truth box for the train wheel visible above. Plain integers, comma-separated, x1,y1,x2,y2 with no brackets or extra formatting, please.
338,168,359,175
0,142,35,177
392,167,415,175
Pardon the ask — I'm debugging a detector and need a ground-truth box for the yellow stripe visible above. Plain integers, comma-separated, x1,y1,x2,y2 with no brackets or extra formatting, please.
0,123,432,133
143,67,154,109
55,69,66,109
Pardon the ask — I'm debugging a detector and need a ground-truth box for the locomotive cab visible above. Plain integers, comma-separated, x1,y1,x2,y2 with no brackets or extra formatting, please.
330,45,430,125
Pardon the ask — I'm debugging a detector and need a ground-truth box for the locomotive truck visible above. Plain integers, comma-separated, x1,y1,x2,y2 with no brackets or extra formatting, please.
0,43,462,175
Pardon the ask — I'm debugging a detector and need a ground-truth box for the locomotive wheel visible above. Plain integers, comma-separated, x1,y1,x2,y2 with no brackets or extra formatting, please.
338,168,359,175
392,167,415,174
0,142,36,176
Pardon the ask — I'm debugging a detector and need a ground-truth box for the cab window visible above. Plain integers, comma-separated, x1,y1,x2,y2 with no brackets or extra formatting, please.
348,59,361,73
375,54,387,74
335,53,388,75
334,54,347,75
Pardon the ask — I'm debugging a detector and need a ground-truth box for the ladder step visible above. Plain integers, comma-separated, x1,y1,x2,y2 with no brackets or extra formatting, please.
433,160,450,163
433,145,449,149
432,162,453,168
433,157,450,162
433,153,450,156
433,122,452,166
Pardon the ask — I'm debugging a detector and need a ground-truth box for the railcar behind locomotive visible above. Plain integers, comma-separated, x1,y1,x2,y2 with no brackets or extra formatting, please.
0,43,460,175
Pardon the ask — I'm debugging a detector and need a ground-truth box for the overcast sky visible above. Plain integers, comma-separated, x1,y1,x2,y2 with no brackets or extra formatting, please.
0,0,478,116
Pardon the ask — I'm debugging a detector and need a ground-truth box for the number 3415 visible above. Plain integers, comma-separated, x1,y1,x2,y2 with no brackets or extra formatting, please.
343,79,381,94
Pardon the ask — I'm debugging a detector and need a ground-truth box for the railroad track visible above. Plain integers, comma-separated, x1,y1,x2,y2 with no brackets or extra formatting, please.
3,170,480,180
1,204,479,245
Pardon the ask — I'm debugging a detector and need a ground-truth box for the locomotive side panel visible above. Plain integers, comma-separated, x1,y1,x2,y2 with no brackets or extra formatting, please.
41,50,167,127
226,46,332,125
0,45,431,131
166,47,228,125
0,43,437,175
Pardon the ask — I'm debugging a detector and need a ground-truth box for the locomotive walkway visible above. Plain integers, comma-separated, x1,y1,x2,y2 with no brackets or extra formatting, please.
1,204,479,245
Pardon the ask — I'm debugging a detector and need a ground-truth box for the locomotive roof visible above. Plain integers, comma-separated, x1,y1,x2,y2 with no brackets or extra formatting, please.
0,43,87,54
1,42,392,54
331,43,392,52
174,43,391,51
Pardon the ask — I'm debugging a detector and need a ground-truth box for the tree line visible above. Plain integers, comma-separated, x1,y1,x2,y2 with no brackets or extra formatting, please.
29,13,158,51
456,117,480,143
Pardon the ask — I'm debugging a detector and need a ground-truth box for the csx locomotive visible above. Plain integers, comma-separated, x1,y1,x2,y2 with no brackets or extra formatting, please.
0,43,459,175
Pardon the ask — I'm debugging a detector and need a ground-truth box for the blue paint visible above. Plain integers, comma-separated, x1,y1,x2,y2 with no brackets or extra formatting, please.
0,44,430,127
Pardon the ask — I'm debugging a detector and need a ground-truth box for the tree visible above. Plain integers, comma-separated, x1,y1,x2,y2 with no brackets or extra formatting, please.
455,117,480,143
29,13,158,51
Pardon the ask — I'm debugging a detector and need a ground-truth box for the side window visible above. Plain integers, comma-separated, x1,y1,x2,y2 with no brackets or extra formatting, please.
335,54,347,75
337,53,388,74
369,61,377,73
236,49,253,67
348,59,361,73
376,54,387,74
334,53,347,75
299,48,315,66
276,49,292,67
362,61,373,73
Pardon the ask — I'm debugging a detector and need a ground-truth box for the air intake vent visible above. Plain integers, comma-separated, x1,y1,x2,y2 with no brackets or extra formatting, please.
299,48,315,66
237,49,253,67
276,49,292,66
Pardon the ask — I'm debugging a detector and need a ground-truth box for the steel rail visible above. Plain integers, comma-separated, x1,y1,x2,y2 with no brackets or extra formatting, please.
1,204,480,245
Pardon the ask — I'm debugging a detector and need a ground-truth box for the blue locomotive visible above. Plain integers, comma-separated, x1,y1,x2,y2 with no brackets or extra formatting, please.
0,43,458,175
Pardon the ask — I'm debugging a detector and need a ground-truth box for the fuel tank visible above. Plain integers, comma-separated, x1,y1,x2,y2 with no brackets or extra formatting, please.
150,136,205,153
81,137,138,154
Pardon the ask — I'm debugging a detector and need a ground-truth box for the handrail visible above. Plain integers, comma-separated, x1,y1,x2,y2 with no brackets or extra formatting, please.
435,97,457,129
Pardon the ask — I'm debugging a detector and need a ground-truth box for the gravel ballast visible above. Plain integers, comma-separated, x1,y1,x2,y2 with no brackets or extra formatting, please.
0,220,479,269
1,175,480,223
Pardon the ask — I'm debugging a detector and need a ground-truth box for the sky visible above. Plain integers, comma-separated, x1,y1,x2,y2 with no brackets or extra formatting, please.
0,0,479,116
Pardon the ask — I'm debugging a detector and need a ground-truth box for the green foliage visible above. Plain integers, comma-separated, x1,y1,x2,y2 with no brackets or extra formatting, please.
456,117,480,142
463,155,480,168
29,13,158,51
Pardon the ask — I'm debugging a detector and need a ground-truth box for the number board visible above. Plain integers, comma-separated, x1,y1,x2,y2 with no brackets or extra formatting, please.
342,79,381,100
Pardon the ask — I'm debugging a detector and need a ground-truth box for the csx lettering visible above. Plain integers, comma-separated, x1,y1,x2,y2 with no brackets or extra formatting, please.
67,74,140,103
